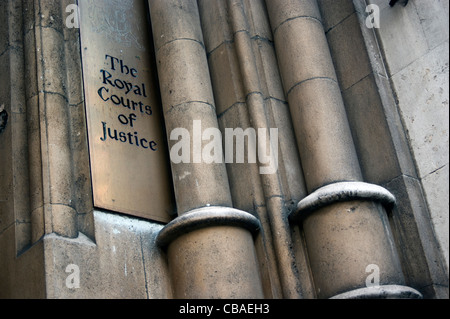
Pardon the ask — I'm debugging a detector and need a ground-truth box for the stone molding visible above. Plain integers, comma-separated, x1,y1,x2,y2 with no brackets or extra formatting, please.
290,181,396,222
330,284,422,299
157,206,261,248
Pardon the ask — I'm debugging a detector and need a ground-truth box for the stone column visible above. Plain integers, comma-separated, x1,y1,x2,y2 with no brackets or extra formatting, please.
266,0,421,299
148,0,264,298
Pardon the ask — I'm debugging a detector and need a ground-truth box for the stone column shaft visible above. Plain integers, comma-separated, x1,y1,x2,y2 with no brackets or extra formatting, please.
149,0,232,215
149,0,264,298
265,0,421,298
266,0,362,193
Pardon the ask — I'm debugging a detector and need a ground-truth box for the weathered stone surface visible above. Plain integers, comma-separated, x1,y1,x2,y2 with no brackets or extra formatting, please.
388,31,449,276
361,0,449,280
266,0,322,32
318,0,355,31
198,0,233,54
0,56,12,218
303,200,405,299
391,42,449,179
342,74,402,184
150,0,204,52
288,78,362,191
373,0,429,76
0,1,8,55
274,18,337,95
384,174,449,298
157,41,215,112
326,13,372,90
422,164,449,268
43,211,171,299
207,43,245,116
414,0,449,50
166,225,264,299
0,226,45,299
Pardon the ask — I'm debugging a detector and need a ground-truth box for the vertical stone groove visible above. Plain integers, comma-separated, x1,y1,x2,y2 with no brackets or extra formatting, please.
223,0,303,299
23,0,45,243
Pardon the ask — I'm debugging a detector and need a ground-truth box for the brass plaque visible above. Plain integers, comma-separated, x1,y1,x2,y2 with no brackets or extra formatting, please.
79,0,174,223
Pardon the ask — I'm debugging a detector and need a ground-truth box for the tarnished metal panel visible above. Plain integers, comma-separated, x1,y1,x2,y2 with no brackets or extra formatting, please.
79,0,174,223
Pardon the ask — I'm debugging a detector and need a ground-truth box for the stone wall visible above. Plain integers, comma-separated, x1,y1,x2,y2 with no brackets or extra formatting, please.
367,0,449,273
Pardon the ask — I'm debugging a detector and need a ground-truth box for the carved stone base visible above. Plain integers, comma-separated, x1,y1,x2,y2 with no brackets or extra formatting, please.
290,181,396,222
157,206,264,298
157,206,261,248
